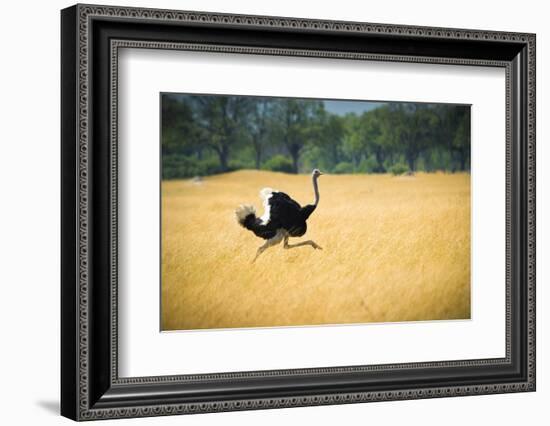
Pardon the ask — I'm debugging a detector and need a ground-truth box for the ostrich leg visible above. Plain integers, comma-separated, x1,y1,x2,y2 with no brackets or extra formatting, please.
283,236,322,250
252,231,284,263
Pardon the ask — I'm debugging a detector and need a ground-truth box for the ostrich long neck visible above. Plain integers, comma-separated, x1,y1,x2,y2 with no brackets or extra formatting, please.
312,175,320,206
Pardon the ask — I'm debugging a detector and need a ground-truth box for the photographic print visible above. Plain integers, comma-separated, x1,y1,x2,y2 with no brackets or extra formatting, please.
161,93,471,331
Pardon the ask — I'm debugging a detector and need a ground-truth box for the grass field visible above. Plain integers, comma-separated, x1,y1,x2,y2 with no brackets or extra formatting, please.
161,170,470,331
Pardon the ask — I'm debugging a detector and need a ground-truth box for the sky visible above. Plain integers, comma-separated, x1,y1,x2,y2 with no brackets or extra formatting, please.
323,100,384,116
166,92,384,116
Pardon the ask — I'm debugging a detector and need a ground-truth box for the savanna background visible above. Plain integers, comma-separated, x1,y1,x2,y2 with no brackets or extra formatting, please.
161,94,471,331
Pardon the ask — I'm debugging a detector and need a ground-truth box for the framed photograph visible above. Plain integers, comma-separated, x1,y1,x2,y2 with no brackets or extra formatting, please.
61,3,536,421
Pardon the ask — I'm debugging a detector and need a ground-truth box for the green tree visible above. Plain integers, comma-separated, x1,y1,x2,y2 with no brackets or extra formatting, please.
248,99,271,169
318,112,345,170
450,107,471,171
342,113,364,168
359,107,395,173
191,95,252,171
161,95,201,157
388,104,439,172
161,93,470,178
434,104,471,171
271,99,324,173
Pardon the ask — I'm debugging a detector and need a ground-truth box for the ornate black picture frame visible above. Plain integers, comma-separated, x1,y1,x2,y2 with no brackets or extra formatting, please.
61,3,536,421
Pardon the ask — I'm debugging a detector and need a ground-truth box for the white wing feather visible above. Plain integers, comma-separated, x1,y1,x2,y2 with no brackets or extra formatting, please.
259,187,274,225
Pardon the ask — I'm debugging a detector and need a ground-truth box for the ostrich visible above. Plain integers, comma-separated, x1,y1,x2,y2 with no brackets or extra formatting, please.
235,169,323,262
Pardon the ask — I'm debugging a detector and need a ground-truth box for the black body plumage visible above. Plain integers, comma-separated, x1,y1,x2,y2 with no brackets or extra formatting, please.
239,191,317,240
236,169,322,253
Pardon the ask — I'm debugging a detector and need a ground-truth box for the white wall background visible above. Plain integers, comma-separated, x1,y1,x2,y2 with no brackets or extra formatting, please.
0,0,547,424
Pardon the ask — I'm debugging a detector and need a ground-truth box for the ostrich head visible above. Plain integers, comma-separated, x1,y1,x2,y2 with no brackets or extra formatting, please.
312,168,323,178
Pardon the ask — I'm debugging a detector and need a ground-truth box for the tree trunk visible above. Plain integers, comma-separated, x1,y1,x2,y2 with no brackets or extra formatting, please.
423,151,432,172
284,134,301,173
251,136,262,170
452,147,468,172
406,152,416,172
290,151,299,174
459,151,467,171
375,149,385,173
332,145,340,168
255,148,261,170
219,145,229,172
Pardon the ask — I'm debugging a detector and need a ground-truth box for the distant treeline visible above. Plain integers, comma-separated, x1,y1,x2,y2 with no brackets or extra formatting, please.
161,94,470,178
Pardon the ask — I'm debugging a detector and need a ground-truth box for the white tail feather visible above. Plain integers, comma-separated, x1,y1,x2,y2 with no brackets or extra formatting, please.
235,204,256,225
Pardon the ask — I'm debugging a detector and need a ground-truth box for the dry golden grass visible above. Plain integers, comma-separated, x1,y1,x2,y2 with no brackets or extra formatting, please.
161,170,470,330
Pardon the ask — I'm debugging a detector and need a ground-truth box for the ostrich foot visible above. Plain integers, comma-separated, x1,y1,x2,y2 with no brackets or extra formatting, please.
284,240,322,250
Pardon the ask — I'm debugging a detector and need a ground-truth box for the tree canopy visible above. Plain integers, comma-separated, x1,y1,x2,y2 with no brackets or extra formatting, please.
161,94,470,179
